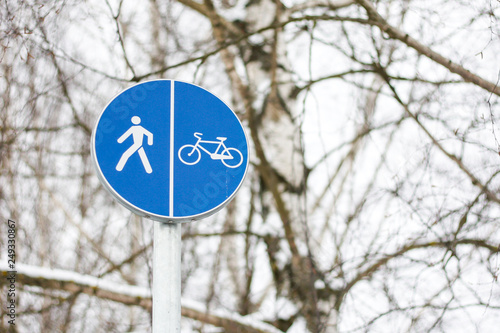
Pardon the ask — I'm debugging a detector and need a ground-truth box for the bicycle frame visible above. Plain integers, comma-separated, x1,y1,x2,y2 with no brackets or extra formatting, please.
191,133,230,158
178,132,243,168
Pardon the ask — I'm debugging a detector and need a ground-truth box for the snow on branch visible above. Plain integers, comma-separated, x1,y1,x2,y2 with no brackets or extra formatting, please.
289,0,354,13
0,263,283,333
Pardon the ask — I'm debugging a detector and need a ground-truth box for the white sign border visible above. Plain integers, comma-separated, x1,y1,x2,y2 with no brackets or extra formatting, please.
90,79,250,223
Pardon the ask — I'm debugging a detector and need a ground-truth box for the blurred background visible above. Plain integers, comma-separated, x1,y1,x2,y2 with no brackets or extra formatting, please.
1,0,499,332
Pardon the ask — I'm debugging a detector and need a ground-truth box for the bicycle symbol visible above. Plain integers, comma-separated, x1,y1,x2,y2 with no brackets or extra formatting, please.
178,132,243,168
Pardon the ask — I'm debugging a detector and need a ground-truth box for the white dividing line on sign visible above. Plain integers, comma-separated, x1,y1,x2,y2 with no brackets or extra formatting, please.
169,81,175,218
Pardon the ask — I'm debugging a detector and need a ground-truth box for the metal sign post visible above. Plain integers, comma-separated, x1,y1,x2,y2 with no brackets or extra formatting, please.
153,222,181,332
91,80,249,332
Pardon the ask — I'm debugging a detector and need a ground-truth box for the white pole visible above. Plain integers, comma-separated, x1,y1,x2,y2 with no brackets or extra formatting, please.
153,221,181,332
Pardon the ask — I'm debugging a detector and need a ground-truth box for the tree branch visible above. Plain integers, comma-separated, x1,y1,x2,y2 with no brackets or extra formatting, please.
376,66,500,205
0,263,284,333
354,0,500,96
336,238,500,308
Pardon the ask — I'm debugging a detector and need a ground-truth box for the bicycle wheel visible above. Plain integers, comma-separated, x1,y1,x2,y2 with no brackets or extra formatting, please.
178,145,201,165
221,148,243,168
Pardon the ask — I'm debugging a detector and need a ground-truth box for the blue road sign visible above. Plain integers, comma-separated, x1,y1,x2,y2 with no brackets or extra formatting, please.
91,80,249,222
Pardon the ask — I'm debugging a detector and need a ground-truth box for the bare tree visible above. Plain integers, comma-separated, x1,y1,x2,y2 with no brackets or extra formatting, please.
1,0,499,332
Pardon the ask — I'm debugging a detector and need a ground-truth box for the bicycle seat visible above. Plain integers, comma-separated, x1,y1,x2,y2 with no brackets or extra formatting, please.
216,137,227,142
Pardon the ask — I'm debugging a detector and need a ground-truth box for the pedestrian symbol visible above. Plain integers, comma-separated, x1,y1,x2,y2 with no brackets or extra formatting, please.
116,116,153,174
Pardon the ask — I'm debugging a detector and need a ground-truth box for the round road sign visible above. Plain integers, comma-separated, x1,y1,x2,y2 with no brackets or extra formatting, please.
91,80,249,222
